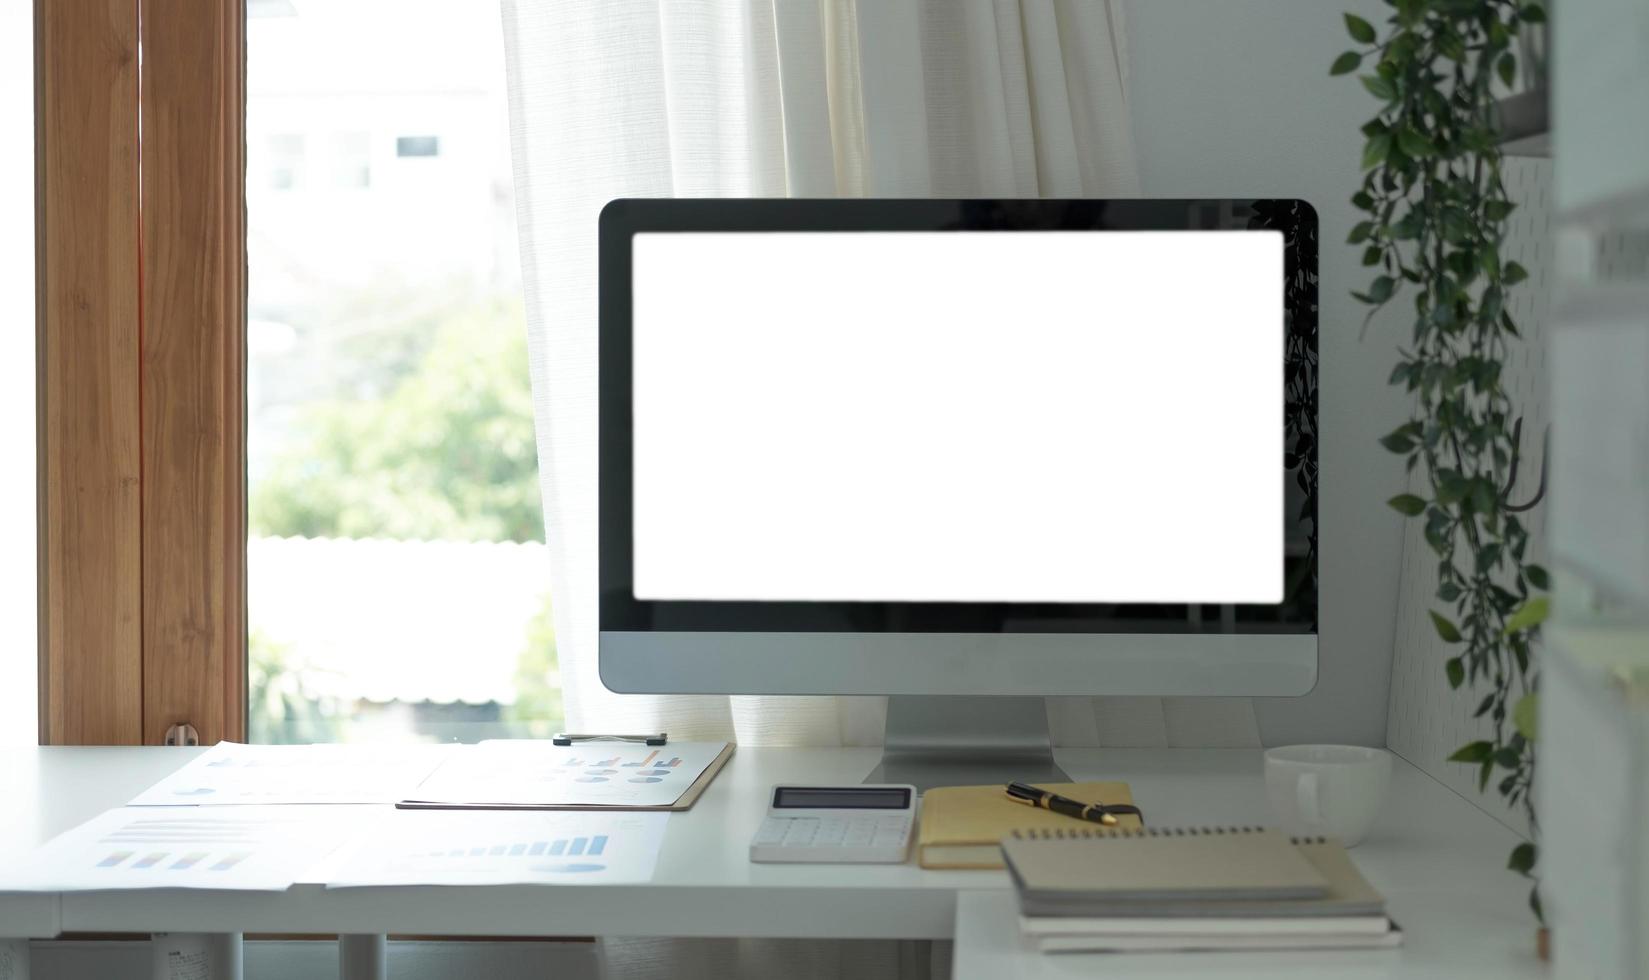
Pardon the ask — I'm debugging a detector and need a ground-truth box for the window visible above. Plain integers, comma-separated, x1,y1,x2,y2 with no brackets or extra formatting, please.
265,133,305,190
246,0,556,744
1,0,36,747
396,135,441,158
328,131,372,189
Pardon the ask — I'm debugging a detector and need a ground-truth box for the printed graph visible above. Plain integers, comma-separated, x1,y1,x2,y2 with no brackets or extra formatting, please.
326,811,669,887
404,740,724,808
415,834,611,873
545,747,690,784
20,805,351,892
91,816,264,872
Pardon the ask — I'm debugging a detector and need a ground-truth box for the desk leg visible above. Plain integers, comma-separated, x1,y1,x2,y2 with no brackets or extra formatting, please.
0,939,30,980
151,933,242,980
339,933,387,980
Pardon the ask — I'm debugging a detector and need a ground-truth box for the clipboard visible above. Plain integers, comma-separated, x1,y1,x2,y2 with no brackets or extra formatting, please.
396,742,736,812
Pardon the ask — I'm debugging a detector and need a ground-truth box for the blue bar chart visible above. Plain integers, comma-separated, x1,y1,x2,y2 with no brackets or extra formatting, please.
330,812,668,886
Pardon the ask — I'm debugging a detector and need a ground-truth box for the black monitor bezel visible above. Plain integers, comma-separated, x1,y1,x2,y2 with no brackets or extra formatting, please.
599,198,1318,636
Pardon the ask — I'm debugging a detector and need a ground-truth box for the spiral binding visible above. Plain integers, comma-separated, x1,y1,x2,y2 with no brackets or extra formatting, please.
1008,826,1330,846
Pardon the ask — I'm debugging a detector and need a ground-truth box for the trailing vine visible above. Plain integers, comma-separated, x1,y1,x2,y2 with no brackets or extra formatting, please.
1332,0,1548,918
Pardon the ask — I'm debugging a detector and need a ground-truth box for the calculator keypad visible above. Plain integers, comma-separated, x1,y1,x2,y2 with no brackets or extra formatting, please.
750,814,913,863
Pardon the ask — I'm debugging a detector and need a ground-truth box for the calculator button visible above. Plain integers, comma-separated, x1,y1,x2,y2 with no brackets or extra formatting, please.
782,821,818,845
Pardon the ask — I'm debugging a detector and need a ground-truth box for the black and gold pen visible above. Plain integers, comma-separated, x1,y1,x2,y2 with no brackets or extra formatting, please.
1005,781,1143,826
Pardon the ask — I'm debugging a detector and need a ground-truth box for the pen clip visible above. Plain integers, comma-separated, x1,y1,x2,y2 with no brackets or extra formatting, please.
1004,782,1047,807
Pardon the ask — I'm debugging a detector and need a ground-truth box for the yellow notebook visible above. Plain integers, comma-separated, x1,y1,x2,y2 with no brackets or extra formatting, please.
917,781,1141,869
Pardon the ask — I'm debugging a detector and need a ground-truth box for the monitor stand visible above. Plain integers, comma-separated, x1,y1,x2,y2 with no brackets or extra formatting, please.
865,696,1071,793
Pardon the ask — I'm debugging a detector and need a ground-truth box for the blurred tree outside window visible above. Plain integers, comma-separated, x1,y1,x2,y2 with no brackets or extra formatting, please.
246,0,557,743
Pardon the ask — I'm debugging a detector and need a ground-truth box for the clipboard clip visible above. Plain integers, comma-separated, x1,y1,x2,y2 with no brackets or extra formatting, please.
552,732,668,747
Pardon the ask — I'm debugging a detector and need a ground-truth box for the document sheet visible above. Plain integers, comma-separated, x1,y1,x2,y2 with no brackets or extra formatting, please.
129,741,453,806
404,740,728,808
324,810,670,887
6,805,364,891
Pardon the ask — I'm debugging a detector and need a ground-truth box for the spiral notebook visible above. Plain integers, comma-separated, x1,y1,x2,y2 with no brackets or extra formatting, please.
1001,826,1386,919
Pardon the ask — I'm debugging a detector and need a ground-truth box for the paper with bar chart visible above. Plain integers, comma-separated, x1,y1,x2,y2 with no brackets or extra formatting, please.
129,741,454,806
5,805,361,891
324,810,669,887
402,741,730,808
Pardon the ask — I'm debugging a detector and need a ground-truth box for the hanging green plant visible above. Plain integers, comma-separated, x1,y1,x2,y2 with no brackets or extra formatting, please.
1332,0,1548,919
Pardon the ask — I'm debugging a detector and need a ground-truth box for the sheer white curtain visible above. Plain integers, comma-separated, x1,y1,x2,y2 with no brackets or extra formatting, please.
503,0,1259,760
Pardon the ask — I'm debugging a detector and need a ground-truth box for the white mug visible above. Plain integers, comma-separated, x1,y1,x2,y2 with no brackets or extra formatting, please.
1264,744,1392,846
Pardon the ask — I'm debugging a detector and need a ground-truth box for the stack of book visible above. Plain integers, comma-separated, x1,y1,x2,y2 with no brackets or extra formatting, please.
1000,826,1401,953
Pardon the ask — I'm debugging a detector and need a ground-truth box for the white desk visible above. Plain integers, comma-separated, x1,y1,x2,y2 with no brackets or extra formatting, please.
0,746,1546,978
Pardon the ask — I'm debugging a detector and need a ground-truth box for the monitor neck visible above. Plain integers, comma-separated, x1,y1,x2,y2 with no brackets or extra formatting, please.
866,696,1070,793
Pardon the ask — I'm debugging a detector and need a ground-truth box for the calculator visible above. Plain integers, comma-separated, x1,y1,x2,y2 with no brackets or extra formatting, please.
749,784,918,864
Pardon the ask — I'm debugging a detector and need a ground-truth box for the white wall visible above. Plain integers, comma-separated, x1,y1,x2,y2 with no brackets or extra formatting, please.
0,0,38,747
1123,0,1410,746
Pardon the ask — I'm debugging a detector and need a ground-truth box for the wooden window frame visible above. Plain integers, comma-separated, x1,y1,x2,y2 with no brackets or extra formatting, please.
37,0,247,745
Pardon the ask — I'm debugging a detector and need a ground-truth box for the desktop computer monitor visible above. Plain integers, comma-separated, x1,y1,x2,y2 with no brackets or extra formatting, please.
599,199,1318,787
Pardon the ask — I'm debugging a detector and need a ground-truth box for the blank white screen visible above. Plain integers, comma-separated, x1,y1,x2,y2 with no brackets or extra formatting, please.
632,230,1283,604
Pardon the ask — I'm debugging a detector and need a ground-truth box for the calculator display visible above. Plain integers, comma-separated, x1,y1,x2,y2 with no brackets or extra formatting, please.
773,786,912,809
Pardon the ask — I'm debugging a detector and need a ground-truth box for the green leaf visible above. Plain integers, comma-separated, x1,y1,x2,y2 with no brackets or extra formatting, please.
1445,657,1465,689
1387,493,1427,516
1331,50,1364,76
1438,30,1466,62
1482,284,1505,323
1503,596,1550,635
1345,12,1377,43
1521,3,1547,24
1348,220,1375,244
1508,842,1536,875
1478,243,1500,278
1435,471,1470,506
1441,207,1472,244
1352,190,1375,210
1484,199,1516,221
1494,746,1522,769
1369,275,1395,303
1361,131,1393,170
1503,261,1529,285
1361,74,1398,102
1498,51,1517,88
1514,693,1539,741
1363,245,1383,266
1430,610,1464,644
1471,478,1498,515
1449,740,1493,763
1525,564,1550,590
1379,421,1419,452
1397,126,1437,158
